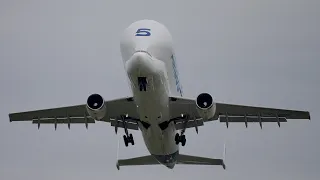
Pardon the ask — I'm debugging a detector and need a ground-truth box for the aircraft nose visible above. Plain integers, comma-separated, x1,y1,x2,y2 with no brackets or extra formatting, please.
125,51,154,75
132,51,152,64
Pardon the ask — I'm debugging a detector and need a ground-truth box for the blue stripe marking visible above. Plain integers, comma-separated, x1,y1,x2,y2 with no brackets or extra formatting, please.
171,54,183,96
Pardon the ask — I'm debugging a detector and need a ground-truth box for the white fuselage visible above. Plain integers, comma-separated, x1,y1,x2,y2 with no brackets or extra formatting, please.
120,20,183,168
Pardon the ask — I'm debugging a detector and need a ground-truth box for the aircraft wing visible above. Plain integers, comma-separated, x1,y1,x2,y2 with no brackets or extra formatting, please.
169,96,310,129
216,102,310,127
9,97,140,130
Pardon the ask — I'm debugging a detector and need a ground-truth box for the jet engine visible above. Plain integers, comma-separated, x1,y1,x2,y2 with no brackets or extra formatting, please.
86,93,107,120
196,93,216,120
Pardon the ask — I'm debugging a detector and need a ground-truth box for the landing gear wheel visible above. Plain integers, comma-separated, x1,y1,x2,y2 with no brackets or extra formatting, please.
175,133,180,145
129,133,135,145
123,134,134,146
175,133,187,146
123,135,128,147
181,135,186,146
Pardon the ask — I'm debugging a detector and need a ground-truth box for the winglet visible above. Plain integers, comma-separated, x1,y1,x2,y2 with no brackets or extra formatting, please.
116,136,120,170
9,114,12,122
116,162,120,170
222,142,227,170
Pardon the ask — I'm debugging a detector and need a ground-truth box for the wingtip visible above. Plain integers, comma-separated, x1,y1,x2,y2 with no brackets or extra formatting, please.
222,162,226,170
223,142,226,168
116,161,120,170
8,114,12,122
308,112,311,120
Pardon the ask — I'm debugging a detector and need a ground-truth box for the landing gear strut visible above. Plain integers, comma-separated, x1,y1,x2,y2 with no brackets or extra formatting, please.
121,115,135,147
138,77,147,91
175,133,186,146
175,116,189,146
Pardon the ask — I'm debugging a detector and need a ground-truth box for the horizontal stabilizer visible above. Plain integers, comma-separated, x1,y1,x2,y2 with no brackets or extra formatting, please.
177,154,226,169
116,155,159,170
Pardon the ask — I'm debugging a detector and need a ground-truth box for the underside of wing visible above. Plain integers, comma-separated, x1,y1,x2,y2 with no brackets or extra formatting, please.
9,104,93,129
216,102,310,119
169,95,311,130
169,96,205,131
9,96,141,130
216,102,310,128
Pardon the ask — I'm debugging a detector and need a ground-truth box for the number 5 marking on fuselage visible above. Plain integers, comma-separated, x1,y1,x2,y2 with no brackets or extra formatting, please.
135,28,151,36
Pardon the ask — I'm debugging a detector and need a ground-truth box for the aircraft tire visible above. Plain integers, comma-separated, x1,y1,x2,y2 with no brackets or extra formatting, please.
123,135,128,147
129,134,134,145
181,135,186,146
175,133,180,145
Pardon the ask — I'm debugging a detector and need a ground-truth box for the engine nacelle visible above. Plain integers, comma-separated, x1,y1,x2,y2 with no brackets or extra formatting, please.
86,93,107,120
196,93,216,120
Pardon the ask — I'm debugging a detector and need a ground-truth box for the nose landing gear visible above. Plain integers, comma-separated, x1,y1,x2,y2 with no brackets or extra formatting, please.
138,77,147,91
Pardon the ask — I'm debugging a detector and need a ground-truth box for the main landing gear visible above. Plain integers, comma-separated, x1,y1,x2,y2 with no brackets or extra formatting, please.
123,134,134,147
119,115,135,147
175,116,190,147
175,133,186,146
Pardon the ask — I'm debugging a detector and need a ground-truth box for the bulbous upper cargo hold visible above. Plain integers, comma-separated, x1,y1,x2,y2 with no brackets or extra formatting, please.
120,20,174,62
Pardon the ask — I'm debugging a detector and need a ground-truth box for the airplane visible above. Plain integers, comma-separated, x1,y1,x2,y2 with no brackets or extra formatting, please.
9,19,311,170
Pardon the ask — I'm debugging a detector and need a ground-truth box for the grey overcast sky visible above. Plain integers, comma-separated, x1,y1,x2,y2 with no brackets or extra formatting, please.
1,0,319,179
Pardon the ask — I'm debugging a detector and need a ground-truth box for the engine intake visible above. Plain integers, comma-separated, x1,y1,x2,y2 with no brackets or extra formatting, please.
86,93,106,120
196,93,216,120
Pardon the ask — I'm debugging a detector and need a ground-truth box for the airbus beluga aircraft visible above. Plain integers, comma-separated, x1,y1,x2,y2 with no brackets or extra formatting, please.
9,20,311,170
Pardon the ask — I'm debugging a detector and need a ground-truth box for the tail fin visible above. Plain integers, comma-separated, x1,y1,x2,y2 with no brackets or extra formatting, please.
177,154,226,169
